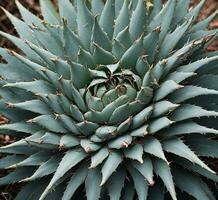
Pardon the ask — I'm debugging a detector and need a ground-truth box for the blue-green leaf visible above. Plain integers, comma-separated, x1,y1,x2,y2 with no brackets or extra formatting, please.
33,115,67,133
143,136,167,162
85,167,102,200
62,163,88,200
162,137,215,174
107,167,126,200
59,0,77,30
39,0,60,24
127,164,148,200
185,135,218,158
129,0,147,40
99,0,115,39
22,154,61,182
131,155,154,185
162,121,218,137
40,149,87,200
153,158,177,200
113,0,129,37
76,0,94,49
173,166,216,200
101,151,122,185
170,104,218,122
124,144,144,163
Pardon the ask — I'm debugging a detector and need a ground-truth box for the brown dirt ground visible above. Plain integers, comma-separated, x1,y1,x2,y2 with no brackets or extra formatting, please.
0,0,217,199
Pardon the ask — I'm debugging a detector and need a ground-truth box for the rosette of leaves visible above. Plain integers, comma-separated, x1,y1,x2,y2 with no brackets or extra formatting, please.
0,0,218,199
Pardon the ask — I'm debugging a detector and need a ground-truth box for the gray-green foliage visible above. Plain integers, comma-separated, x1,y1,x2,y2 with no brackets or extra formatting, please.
0,0,218,199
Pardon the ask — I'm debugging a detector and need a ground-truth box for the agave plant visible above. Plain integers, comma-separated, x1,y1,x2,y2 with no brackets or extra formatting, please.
0,0,218,199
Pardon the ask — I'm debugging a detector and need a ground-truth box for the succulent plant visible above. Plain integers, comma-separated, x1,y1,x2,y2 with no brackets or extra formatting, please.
0,0,218,199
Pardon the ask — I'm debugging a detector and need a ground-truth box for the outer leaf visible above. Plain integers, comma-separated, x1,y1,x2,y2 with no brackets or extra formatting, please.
33,115,67,133
15,179,49,200
113,0,129,37
131,155,154,185
120,35,143,69
124,144,143,163
76,0,94,49
59,114,80,134
152,100,179,118
0,167,35,186
107,167,126,200
185,0,205,21
22,154,61,182
4,80,56,95
2,8,36,43
162,121,218,137
143,27,160,63
60,134,79,149
153,158,177,200
170,104,218,122
13,100,51,115
99,0,115,39
171,0,190,26
91,0,104,15
173,166,216,200
39,150,87,200
101,151,122,185
148,182,165,200
191,10,218,31
109,103,131,124
115,0,124,17
69,61,91,89
158,0,175,42
169,86,218,103
143,136,167,162
127,164,148,200
129,0,147,40
62,163,88,200
58,0,77,30
93,43,116,65
154,80,182,101
158,17,193,59
131,106,153,129
166,71,196,84
90,147,109,168
121,180,135,200
39,132,60,146
0,31,39,60
149,117,173,134
77,120,99,136
39,0,60,24
63,22,82,60
162,137,215,174
0,155,26,169
116,26,132,49
185,135,218,158
175,157,218,182
149,0,162,20
14,151,52,167
0,121,40,134
91,17,111,52
135,55,150,77
85,167,102,200
16,0,42,28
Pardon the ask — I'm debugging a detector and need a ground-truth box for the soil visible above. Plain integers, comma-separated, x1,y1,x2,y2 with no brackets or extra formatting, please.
0,0,217,199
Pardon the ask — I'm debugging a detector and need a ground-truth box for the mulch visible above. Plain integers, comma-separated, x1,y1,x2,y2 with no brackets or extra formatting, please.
0,0,217,199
